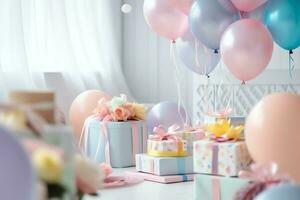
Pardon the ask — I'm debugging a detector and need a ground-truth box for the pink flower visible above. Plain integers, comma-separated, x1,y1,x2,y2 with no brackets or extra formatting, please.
75,156,105,194
93,98,110,120
111,106,131,121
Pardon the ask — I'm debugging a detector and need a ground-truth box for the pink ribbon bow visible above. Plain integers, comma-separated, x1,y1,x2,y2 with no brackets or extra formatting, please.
150,126,182,141
239,163,290,183
206,108,232,118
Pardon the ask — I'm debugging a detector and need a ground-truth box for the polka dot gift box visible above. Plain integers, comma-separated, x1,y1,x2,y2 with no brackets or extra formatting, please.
193,139,252,177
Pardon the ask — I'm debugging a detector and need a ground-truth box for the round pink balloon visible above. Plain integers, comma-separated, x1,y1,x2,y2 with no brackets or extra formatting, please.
144,0,188,41
220,19,273,82
231,0,267,12
166,0,193,15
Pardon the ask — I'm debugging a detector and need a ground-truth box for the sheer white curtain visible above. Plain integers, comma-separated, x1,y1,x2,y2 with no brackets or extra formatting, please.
0,0,132,115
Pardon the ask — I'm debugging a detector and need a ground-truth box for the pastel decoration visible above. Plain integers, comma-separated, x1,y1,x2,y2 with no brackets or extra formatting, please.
220,19,273,82
245,92,300,182
173,127,206,154
143,0,188,41
231,0,267,12
254,184,300,200
126,171,194,184
193,139,252,177
81,117,148,168
0,127,35,200
235,163,291,200
69,90,111,142
136,154,193,176
176,30,220,76
189,0,239,51
264,0,300,51
147,126,188,157
194,174,251,200
147,101,188,133
166,0,193,15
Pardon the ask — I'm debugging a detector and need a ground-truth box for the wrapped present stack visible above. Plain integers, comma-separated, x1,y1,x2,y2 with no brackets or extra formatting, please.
193,111,254,200
135,125,205,183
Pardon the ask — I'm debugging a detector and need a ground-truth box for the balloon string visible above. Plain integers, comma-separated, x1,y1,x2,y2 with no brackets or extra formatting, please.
170,42,189,127
289,50,295,78
195,39,201,71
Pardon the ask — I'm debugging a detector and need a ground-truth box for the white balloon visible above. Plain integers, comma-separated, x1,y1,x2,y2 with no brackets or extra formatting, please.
121,4,132,13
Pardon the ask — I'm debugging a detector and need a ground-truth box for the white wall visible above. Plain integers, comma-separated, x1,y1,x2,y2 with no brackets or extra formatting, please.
122,0,300,118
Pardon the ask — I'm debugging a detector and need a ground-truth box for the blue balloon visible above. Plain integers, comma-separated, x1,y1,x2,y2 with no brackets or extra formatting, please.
176,30,220,76
255,184,300,200
264,0,300,50
189,0,239,51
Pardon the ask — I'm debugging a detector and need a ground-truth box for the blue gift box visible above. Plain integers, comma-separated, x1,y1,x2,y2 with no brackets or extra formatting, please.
83,118,147,168
136,154,193,176
194,174,250,200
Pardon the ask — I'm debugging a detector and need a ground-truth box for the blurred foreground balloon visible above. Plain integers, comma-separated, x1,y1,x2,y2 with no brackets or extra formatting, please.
176,30,220,76
220,19,273,82
189,0,239,51
255,184,300,200
69,90,111,141
147,101,188,133
245,93,300,182
264,0,300,51
144,0,188,41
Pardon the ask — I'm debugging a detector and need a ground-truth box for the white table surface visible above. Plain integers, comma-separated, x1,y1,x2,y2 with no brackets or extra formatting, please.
84,168,194,200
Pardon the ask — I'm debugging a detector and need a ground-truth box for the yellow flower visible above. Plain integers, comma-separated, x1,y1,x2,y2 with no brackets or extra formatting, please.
206,119,231,137
33,149,64,184
131,103,146,120
224,125,244,140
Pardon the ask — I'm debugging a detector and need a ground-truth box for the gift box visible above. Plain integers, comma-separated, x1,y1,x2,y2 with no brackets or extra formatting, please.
147,126,188,157
136,154,193,176
193,139,252,176
126,171,194,184
82,117,147,168
173,129,205,154
194,174,251,200
9,91,55,124
203,115,245,127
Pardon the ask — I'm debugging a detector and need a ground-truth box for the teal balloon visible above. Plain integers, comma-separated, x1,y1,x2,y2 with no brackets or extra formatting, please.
255,184,300,200
264,0,300,50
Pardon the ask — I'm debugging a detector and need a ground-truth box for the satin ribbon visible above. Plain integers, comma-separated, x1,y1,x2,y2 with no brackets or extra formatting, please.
149,126,182,142
80,116,146,166
206,108,232,118
239,163,290,183
212,177,221,200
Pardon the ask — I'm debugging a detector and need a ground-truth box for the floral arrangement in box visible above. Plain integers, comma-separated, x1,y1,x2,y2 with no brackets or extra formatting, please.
93,94,146,122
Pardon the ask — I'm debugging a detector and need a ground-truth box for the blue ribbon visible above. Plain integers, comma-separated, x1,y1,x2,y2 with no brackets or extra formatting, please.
182,175,188,182
177,157,186,175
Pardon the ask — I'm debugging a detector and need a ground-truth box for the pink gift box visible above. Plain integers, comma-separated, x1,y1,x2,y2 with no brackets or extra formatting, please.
125,171,194,184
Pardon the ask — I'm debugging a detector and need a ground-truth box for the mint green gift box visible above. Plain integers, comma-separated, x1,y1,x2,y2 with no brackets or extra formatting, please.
194,174,250,200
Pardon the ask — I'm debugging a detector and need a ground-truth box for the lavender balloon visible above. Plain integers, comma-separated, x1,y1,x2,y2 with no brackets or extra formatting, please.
189,0,239,51
147,101,188,133
176,30,220,76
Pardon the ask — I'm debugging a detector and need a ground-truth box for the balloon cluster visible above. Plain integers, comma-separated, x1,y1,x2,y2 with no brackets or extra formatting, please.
144,0,300,82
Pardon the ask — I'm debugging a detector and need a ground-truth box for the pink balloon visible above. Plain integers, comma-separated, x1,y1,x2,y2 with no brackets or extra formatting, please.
245,93,300,181
69,90,111,142
144,0,188,41
220,19,273,82
166,0,193,15
231,0,267,12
